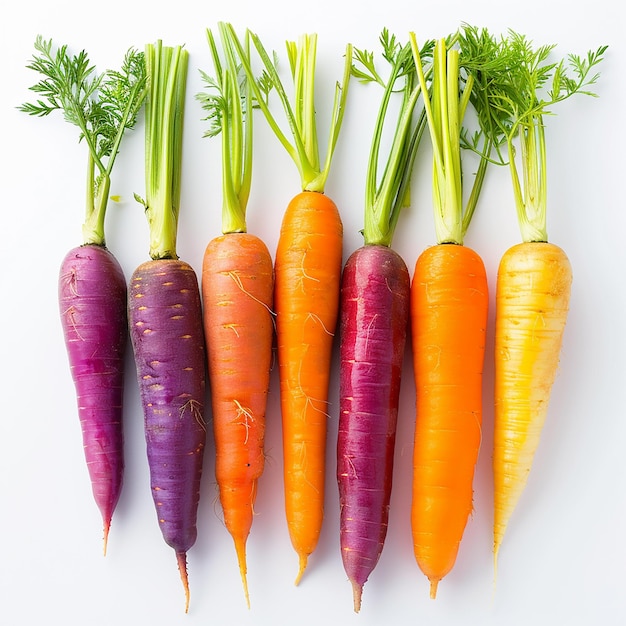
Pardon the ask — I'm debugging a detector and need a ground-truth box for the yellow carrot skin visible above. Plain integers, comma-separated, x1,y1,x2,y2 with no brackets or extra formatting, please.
493,241,572,559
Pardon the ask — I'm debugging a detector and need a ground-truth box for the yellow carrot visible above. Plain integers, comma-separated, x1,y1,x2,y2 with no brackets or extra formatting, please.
458,26,606,567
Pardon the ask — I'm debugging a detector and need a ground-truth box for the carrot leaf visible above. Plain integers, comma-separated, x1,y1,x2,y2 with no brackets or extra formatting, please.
135,41,188,259
461,28,607,242
359,31,433,247
221,23,352,193
410,32,505,245
197,24,253,234
20,36,147,245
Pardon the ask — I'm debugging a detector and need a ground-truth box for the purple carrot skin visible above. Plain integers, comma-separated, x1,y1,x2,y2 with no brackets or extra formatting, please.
337,245,410,612
128,259,206,611
59,244,127,552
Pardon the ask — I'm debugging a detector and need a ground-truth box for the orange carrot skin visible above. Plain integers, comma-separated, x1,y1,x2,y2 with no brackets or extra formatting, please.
411,243,488,597
201,233,274,560
128,259,206,558
274,190,343,574
493,241,572,557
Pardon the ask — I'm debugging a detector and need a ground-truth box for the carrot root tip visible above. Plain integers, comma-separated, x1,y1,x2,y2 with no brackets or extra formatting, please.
351,580,363,613
234,539,250,609
102,519,111,557
429,579,439,599
176,551,190,613
294,553,308,586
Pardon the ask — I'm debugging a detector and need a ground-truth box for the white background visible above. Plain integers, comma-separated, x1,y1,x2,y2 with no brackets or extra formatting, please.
1,1,624,624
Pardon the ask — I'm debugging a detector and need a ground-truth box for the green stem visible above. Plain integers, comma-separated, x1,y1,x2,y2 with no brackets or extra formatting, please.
142,41,188,260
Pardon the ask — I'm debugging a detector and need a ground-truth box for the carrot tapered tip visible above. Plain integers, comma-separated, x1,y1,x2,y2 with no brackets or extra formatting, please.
429,579,439,599
234,538,250,609
351,580,363,613
176,551,191,613
102,519,111,556
294,553,308,586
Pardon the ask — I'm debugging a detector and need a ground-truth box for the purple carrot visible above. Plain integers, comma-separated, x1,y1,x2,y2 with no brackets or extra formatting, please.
128,259,206,611
20,37,147,551
129,41,205,612
337,34,429,611
59,244,127,551
337,245,410,611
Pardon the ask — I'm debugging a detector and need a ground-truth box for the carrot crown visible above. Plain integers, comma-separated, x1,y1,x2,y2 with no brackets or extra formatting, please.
459,28,607,243
20,36,147,246
222,23,352,194
135,41,188,260
356,31,432,247
198,24,253,234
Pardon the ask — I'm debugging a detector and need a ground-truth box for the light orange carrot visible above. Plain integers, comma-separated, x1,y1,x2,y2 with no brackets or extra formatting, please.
202,233,274,607
198,25,275,608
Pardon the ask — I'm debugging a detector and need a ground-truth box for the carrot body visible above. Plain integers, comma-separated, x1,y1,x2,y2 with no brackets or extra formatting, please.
410,243,488,598
274,190,343,581
493,241,572,560
337,244,410,612
201,232,274,606
58,244,127,552
128,258,206,612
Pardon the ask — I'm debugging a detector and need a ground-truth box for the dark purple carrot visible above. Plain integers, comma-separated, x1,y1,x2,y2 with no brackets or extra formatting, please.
129,41,205,613
338,245,410,611
19,37,147,551
128,259,206,609
337,32,431,612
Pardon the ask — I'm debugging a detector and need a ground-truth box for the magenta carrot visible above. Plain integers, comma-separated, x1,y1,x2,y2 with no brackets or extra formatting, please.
337,31,430,612
20,36,147,552
128,41,205,613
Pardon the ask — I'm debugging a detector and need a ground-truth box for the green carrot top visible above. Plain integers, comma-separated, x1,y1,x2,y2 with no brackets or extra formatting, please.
220,22,352,194
20,36,147,246
197,24,253,235
135,41,189,260
353,30,432,247
410,29,515,246
458,27,607,243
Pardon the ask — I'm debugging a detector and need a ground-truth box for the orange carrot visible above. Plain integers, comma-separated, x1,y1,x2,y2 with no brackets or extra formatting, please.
275,189,342,581
222,23,352,582
409,34,495,598
197,25,274,608
460,30,607,568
